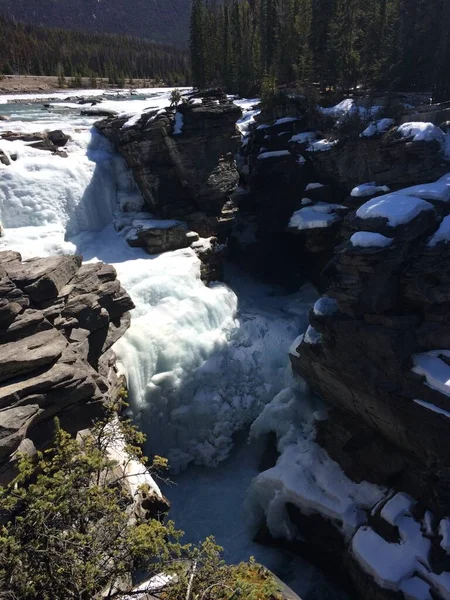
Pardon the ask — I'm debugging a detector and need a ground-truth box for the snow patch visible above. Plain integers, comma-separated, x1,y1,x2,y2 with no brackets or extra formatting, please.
397,122,444,143
289,202,345,230
248,378,386,542
351,182,390,197
413,399,450,419
427,215,450,246
412,351,450,397
401,179,450,203
356,194,434,227
289,132,317,144
350,231,394,248
258,150,291,160
313,296,338,317
439,519,450,554
304,325,322,345
360,118,395,137
306,139,338,152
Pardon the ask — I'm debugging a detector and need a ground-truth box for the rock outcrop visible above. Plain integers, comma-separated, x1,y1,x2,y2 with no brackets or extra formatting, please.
0,129,71,157
96,91,242,240
282,178,450,600
293,181,450,512
0,250,134,484
237,94,450,600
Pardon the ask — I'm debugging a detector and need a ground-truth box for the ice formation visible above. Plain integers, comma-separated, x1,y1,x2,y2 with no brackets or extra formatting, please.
0,90,318,475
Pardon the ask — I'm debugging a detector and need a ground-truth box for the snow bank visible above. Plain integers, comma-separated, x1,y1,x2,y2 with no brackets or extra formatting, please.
400,177,450,202
351,183,390,198
356,193,434,227
350,232,394,248
360,118,395,138
397,122,445,143
352,492,450,598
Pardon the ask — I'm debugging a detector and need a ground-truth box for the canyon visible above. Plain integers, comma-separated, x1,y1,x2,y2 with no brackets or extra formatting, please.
1,87,450,600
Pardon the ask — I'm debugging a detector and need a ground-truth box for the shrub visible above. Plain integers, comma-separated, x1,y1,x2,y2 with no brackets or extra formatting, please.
170,88,182,107
0,404,281,600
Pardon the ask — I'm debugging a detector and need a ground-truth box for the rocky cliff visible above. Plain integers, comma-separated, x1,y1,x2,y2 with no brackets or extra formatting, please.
96,91,242,239
238,96,450,600
0,250,134,484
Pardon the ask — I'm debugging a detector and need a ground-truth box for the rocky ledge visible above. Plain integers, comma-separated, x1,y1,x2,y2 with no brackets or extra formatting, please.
0,250,134,484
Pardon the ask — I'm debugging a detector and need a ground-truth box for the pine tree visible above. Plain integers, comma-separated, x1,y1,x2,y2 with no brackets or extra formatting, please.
190,0,207,88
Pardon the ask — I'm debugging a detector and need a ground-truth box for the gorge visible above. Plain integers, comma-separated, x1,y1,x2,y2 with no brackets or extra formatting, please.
1,87,450,600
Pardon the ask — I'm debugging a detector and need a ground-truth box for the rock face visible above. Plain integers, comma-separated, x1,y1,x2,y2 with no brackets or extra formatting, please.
307,135,448,190
0,251,134,484
96,92,242,240
281,178,450,600
235,96,450,287
236,95,450,600
293,183,450,512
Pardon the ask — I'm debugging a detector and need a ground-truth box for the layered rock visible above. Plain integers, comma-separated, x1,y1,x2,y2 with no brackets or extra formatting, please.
96,92,242,239
278,177,450,600
0,129,71,156
234,96,450,286
0,250,134,484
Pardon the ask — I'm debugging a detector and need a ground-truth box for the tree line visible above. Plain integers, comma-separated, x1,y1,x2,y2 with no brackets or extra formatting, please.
0,16,190,86
190,0,450,101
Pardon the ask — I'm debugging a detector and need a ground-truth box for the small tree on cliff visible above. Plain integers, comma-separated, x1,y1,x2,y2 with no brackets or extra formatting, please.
0,404,282,600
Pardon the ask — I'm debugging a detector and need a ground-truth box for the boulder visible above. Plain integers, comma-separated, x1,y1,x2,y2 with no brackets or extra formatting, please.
125,219,191,254
47,129,71,147
0,149,10,166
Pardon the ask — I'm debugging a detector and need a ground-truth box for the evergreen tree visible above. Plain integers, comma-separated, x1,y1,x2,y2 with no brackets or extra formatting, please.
190,0,207,88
